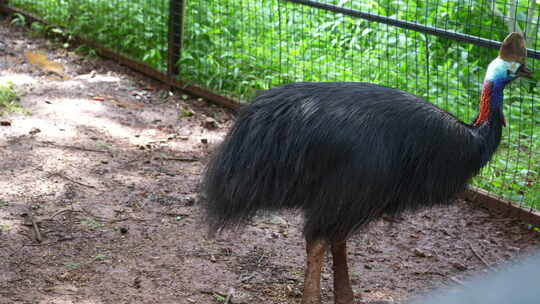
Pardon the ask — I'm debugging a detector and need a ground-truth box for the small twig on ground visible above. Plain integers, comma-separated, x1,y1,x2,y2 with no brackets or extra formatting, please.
449,276,465,286
118,157,145,169
200,289,227,297
421,271,446,277
47,172,96,189
92,96,144,108
22,211,43,243
108,217,146,223
107,218,130,224
29,213,43,243
158,157,200,162
81,207,109,221
39,141,108,153
48,208,83,220
240,273,256,283
12,225,73,251
82,207,145,223
9,244,26,257
58,145,107,153
256,252,267,266
467,241,493,269
160,212,189,217
224,288,234,304
24,237,76,247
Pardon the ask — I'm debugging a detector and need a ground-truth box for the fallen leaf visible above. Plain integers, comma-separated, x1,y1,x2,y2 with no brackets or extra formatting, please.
25,50,66,78
111,99,144,108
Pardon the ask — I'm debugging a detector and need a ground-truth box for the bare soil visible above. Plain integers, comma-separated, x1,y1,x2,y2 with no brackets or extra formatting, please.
1,16,539,304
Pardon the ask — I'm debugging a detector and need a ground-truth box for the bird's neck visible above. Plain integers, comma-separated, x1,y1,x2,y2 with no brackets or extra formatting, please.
471,79,505,167
473,80,505,127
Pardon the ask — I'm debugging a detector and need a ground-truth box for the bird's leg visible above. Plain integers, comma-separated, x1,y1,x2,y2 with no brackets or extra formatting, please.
302,238,329,304
331,241,355,304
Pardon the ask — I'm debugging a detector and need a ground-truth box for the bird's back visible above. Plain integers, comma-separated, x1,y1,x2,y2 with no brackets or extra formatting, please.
202,82,482,240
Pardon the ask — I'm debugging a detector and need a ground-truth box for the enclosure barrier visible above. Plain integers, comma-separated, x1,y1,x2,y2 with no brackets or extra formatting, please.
1,0,539,224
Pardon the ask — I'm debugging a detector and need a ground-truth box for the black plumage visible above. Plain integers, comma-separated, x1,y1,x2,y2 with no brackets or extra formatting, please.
203,82,495,241
201,33,532,304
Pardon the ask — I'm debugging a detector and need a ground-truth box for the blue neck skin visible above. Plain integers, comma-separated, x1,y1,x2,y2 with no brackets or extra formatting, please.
488,79,505,110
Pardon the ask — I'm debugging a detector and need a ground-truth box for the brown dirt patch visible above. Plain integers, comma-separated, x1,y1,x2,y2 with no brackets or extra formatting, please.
1,15,539,304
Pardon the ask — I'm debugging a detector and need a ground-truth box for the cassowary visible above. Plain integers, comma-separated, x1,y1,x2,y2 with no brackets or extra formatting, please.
202,32,532,304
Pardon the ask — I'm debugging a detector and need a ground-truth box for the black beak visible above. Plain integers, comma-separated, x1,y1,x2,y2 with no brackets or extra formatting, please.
517,64,534,79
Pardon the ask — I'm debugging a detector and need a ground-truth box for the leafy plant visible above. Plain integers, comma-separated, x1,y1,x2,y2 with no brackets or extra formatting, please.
0,82,24,115
179,108,193,118
10,13,26,26
81,218,103,229
214,294,226,302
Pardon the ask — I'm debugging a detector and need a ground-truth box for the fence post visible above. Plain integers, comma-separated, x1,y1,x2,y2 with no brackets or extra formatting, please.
168,0,185,77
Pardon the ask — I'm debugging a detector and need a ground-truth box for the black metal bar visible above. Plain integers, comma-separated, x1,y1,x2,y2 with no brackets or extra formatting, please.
168,0,184,76
282,0,540,60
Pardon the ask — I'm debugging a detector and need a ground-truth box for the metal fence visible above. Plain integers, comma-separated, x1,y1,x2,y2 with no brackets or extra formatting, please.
2,0,540,211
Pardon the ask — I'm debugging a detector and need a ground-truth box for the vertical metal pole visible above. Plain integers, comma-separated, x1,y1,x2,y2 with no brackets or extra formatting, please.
168,0,185,77
424,33,430,100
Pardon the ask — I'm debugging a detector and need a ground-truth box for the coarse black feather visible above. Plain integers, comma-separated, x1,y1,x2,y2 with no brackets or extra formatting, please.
201,82,503,241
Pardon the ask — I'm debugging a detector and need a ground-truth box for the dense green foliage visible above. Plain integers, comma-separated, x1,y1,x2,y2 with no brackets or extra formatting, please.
8,0,540,208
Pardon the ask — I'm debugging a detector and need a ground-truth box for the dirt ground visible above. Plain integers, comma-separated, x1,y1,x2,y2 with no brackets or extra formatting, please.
1,15,539,304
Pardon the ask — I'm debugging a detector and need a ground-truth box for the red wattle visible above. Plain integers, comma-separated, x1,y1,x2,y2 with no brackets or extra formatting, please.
473,81,492,126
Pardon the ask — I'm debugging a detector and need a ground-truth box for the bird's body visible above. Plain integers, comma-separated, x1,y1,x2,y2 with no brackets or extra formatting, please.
201,33,531,304
203,82,501,241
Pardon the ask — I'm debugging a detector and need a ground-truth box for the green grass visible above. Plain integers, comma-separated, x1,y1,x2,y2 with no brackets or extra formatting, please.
81,218,104,229
7,0,540,208
64,261,81,269
0,82,23,115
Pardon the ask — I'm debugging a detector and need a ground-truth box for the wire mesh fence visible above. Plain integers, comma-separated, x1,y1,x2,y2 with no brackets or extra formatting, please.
3,0,540,210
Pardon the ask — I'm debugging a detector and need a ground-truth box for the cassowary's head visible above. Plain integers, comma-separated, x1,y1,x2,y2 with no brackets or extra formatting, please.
485,32,533,84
